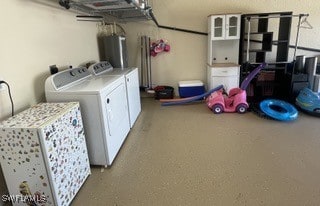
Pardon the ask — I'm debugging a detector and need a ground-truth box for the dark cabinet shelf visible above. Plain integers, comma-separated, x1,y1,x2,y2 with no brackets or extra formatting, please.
239,12,292,64
239,12,293,102
245,32,272,35
249,49,272,52
273,40,289,44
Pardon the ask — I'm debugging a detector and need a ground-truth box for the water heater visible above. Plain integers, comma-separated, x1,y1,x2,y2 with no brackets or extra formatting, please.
102,34,128,68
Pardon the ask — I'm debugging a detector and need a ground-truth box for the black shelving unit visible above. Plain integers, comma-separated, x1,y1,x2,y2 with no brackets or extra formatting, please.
276,13,292,62
239,12,293,103
239,11,292,65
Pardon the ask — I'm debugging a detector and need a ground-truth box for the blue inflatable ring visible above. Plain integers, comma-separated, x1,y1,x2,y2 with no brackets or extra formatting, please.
260,99,298,121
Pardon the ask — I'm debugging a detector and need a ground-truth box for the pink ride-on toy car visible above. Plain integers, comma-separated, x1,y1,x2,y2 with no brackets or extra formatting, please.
206,88,249,114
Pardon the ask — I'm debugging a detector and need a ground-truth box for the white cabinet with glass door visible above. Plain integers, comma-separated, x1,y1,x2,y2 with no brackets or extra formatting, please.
225,14,241,39
209,15,226,40
207,13,241,65
207,14,241,92
209,14,240,40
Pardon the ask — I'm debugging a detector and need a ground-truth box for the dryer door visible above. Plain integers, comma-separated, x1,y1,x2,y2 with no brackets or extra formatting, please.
104,82,130,164
126,68,141,127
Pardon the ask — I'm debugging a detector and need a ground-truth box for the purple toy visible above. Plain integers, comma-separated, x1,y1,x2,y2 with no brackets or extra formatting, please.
240,63,266,90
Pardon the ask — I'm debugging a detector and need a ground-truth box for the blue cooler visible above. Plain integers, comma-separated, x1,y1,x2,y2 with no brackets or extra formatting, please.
178,80,205,98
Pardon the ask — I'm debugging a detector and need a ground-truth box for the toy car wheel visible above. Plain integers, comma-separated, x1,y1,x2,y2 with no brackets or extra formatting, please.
212,104,224,114
236,103,248,114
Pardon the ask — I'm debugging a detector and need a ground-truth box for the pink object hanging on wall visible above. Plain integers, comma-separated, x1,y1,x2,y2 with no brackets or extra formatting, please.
150,39,170,57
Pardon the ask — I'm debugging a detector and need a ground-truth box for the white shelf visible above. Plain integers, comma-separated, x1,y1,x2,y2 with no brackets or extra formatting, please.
60,0,153,22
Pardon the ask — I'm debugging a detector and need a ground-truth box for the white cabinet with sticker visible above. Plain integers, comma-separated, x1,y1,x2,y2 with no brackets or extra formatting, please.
0,102,90,206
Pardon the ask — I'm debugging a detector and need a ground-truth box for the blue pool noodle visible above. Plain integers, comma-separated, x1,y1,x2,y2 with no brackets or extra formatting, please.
161,85,223,106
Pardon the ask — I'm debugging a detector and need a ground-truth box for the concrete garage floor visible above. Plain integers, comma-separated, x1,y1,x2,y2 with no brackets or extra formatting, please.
72,97,320,206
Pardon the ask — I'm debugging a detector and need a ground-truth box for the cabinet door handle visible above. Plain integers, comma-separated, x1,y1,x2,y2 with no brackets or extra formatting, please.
107,98,110,104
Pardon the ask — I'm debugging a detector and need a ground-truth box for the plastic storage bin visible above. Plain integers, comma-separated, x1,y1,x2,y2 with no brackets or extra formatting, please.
154,86,174,99
179,80,205,98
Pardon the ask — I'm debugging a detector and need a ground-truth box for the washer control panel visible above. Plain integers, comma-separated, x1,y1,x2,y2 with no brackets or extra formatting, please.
52,67,92,90
89,61,113,75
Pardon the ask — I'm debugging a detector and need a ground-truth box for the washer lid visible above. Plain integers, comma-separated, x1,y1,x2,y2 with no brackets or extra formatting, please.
100,67,135,76
57,75,121,94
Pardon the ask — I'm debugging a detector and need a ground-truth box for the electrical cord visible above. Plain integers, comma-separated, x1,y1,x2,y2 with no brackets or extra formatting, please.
0,81,14,116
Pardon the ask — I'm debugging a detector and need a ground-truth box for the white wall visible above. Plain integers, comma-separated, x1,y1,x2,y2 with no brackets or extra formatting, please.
0,0,99,121
0,0,100,204
123,0,320,93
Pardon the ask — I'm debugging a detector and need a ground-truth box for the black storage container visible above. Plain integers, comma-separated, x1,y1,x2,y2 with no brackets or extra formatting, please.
154,86,174,99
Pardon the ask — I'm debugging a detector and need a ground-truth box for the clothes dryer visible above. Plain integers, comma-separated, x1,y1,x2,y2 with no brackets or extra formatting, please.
89,61,141,128
45,67,130,166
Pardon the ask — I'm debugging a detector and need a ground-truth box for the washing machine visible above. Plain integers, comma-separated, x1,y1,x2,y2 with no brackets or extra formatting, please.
45,67,130,166
89,61,141,128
